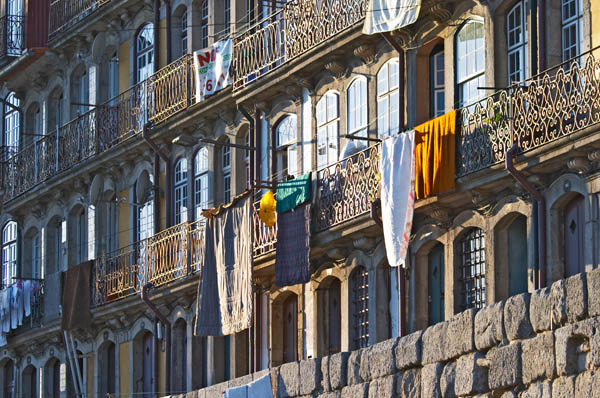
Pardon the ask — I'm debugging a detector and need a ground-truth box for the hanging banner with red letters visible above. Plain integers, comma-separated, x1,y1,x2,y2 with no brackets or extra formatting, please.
193,38,232,103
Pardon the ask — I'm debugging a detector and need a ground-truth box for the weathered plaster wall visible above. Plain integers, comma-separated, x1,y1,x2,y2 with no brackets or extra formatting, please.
178,267,600,397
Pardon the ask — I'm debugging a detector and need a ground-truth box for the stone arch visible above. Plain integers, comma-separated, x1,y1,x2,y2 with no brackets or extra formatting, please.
43,356,62,398
0,357,15,398
67,203,87,266
172,317,188,393
131,319,155,396
97,338,117,398
314,275,342,357
21,364,38,398
270,288,301,366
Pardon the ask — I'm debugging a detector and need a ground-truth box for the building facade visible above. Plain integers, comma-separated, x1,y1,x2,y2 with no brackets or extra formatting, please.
0,0,598,396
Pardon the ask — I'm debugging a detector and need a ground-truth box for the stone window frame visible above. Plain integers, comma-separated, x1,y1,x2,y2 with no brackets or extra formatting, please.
270,286,303,367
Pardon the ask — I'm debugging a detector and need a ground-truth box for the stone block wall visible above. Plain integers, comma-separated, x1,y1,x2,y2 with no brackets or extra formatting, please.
178,268,600,398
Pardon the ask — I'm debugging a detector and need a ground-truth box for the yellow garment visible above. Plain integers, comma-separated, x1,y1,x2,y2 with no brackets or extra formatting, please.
259,191,277,227
415,110,456,199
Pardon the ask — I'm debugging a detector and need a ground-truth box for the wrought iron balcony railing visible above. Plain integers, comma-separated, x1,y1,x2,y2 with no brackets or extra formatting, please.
92,220,203,307
0,15,25,57
457,47,600,177
232,0,367,90
49,0,110,38
253,198,277,257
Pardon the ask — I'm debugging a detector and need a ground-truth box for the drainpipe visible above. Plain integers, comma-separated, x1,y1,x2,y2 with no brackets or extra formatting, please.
141,283,171,395
239,105,255,190
143,124,172,228
164,0,173,64
506,144,546,289
154,0,160,73
538,0,546,72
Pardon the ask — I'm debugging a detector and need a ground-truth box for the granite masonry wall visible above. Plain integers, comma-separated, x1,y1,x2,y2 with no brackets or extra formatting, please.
178,267,600,398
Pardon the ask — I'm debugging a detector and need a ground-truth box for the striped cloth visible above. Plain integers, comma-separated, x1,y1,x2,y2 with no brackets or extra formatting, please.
275,203,311,287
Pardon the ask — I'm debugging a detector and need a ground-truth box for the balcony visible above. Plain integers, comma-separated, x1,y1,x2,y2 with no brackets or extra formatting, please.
1,55,196,202
0,279,44,335
0,15,25,57
232,0,367,91
49,0,110,38
92,221,203,307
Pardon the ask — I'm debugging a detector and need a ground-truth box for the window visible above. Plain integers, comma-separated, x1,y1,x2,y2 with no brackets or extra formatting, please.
276,115,299,180
2,222,17,288
77,68,89,115
246,0,255,25
136,24,154,83
109,53,119,103
224,0,231,36
564,194,585,277
88,205,95,260
181,10,188,57
76,208,87,264
377,60,400,138
347,77,367,145
561,0,583,61
430,48,445,117
32,231,41,280
137,174,155,242
194,148,210,220
317,278,341,356
244,132,251,188
316,92,339,169
222,140,231,204
174,159,189,224
456,20,485,107
351,266,369,349
507,1,529,83
201,1,209,48
4,92,20,157
460,228,486,310
428,243,444,325
6,0,23,55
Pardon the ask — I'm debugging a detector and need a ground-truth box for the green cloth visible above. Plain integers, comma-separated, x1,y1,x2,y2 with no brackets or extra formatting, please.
276,173,311,213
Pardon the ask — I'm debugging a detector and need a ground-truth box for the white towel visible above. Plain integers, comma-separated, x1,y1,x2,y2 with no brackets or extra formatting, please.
23,280,31,317
248,373,273,398
16,284,23,326
225,385,247,398
10,285,17,329
363,0,422,35
380,131,416,268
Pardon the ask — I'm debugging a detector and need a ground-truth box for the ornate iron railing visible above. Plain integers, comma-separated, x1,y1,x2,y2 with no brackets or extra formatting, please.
253,199,277,257
457,47,600,176
49,0,110,37
92,221,203,307
314,145,381,232
232,0,367,90
0,15,25,57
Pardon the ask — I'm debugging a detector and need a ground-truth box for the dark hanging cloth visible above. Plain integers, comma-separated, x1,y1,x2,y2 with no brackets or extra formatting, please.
275,203,311,287
195,194,252,336
61,260,93,331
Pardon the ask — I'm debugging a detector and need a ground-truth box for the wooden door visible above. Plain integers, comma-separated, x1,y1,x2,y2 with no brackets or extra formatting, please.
4,361,13,398
143,332,154,398
508,215,528,296
428,244,445,325
107,344,116,395
283,295,297,364
565,195,585,277
328,280,341,354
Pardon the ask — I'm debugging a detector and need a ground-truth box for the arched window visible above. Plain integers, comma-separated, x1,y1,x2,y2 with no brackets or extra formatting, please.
460,228,486,310
21,365,36,398
68,206,87,265
43,359,61,398
565,194,585,277
430,47,445,117
24,228,42,280
244,131,251,188
4,92,20,157
201,1,209,48
222,140,231,204
428,243,444,325
48,88,64,132
377,60,399,138
181,9,188,57
174,159,189,224
275,115,298,180
456,20,485,107
2,359,14,398
561,0,583,61
224,0,231,35
133,331,155,395
194,148,210,220
351,266,369,349
507,1,529,83
136,24,155,83
6,0,23,55
137,173,155,241
173,319,187,392
71,65,89,116
98,343,116,398
316,92,339,169
507,215,528,296
282,294,298,363
2,222,17,288
347,77,367,144
316,277,341,356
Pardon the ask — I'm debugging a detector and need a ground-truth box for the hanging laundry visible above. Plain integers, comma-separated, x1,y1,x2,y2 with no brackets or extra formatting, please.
224,373,273,398
10,285,17,329
16,283,23,327
363,0,421,34
195,195,252,336
380,130,416,268
276,173,311,214
259,191,277,227
23,280,31,318
275,203,311,287
415,110,457,199
1,289,9,333
61,261,93,331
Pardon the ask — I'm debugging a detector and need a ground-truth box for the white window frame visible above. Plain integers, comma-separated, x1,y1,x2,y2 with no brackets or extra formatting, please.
377,59,400,138
507,1,529,84
224,0,231,36
174,158,189,224
222,140,231,204
431,50,445,117
316,92,339,169
181,10,188,57
137,174,155,242
456,19,486,107
201,1,209,48
194,147,210,221
136,24,155,83
347,76,368,147
2,222,17,288
276,115,299,179
32,231,41,280
4,92,20,157
561,0,584,62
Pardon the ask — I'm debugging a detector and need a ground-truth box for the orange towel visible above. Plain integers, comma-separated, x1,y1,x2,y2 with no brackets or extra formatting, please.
415,110,456,199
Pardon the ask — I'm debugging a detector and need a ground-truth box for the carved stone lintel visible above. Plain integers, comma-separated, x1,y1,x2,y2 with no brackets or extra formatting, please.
588,150,600,162
427,2,452,22
218,108,236,127
567,157,590,174
293,76,315,95
284,85,302,104
391,28,412,48
327,247,346,261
